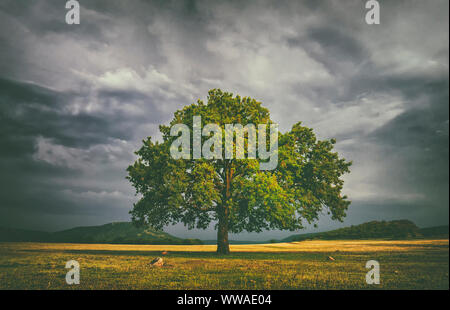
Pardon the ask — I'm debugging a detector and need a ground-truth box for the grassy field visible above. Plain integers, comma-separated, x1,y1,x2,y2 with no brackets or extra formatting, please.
0,240,448,290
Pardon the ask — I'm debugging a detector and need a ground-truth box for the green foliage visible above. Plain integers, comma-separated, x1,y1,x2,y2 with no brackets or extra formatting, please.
127,89,351,236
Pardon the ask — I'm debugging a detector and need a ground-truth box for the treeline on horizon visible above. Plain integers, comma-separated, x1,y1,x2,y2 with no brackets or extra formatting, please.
0,222,203,245
281,220,449,242
0,220,448,244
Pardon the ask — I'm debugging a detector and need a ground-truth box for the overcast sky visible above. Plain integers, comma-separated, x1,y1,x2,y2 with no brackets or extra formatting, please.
0,0,448,240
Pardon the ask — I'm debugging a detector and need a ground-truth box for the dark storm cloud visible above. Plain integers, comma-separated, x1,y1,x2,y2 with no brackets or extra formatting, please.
0,0,448,237
0,76,165,229
0,0,96,35
367,77,449,221
371,79,449,149
288,25,367,67
0,77,138,149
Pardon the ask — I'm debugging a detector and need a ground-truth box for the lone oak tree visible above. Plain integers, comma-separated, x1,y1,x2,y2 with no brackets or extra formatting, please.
127,89,351,254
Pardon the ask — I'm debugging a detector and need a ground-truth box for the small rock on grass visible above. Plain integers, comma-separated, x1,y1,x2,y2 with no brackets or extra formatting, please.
150,257,164,267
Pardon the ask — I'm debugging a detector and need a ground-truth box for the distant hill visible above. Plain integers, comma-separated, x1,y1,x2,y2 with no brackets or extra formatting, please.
0,222,202,245
280,220,449,242
2,220,447,245
0,227,50,242
419,225,449,239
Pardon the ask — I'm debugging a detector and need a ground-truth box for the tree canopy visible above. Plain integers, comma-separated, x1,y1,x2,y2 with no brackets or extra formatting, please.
127,89,351,254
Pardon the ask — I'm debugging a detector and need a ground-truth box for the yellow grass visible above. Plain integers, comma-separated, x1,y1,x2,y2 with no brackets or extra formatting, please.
1,239,447,253
0,240,448,289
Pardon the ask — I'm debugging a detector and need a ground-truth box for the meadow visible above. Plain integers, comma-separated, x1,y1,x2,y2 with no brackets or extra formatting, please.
0,240,448,290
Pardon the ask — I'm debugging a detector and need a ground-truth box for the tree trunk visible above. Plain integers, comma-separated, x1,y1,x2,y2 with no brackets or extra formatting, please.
217,164,232,254
217,212,230,254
